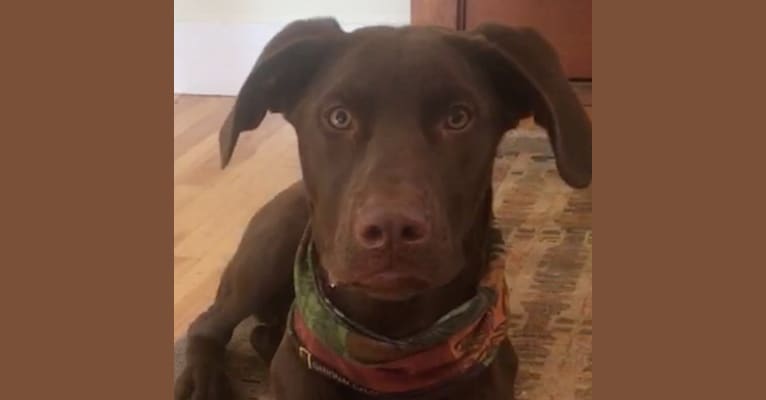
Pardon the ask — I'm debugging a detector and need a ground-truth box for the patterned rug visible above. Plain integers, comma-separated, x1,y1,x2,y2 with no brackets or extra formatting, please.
173,126,593,400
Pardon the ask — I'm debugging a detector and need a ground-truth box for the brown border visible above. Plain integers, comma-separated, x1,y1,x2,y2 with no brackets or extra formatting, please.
597,1,766,399
2,1,172,399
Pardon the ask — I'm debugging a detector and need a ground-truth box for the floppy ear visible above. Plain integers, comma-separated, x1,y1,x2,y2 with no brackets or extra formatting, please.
219,18,344,168
452,24,592,188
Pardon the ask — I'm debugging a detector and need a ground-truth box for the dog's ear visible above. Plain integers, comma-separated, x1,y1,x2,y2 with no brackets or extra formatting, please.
219,18,344,168
450,24,591,188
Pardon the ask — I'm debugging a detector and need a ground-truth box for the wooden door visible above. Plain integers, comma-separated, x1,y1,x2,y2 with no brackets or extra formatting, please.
411,0,464,29
411,0,592,80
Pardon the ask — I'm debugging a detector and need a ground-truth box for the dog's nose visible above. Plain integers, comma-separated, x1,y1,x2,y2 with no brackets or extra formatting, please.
354,207,430,249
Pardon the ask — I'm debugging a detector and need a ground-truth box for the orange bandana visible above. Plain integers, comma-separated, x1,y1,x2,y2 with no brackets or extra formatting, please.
287,226,509,397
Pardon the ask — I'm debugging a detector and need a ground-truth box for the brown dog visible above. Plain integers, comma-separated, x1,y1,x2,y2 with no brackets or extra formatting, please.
174,18,591,400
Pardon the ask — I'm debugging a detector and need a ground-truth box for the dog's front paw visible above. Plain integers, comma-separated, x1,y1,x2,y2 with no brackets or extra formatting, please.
174,362,233,400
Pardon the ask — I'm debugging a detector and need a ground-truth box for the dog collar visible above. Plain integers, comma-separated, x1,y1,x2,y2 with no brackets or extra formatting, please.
287,225,509,396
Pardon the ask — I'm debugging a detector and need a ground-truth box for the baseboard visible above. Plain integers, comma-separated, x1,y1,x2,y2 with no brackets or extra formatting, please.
174,19,407,96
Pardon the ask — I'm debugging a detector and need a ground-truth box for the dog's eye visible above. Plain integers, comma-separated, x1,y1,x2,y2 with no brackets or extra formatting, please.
443,105,472,131
327,107,353,130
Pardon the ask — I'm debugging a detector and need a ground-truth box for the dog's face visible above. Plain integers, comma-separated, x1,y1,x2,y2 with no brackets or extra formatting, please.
220,19,591,301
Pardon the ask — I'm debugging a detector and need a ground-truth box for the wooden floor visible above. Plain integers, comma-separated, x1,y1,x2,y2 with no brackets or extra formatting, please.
174,95,302,339
173,93,592,340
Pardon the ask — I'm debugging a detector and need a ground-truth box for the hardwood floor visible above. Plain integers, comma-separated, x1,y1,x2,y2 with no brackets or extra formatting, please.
174,95,301,339
173,93,592,340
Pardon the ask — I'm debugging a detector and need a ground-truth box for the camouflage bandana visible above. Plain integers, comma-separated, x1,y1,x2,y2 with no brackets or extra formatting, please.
287,225,509,396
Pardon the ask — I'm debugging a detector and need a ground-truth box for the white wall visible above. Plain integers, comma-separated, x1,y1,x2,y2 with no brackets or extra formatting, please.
174,0,411,95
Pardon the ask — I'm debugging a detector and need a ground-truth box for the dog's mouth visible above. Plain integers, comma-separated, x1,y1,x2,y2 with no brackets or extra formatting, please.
316,238,458,302
350,271,432,301
320,265,434,301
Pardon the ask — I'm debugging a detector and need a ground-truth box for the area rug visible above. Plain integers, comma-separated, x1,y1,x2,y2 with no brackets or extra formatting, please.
173,126,593,400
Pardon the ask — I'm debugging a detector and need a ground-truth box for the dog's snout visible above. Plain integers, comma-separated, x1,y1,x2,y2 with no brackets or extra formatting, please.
354,206,430,250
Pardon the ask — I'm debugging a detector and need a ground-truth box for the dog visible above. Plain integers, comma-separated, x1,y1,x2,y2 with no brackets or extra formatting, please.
174,18,591,400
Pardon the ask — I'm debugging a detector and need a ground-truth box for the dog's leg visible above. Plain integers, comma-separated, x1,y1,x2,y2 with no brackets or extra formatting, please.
175,181,309,400
492,339,519,399
249,282,294,363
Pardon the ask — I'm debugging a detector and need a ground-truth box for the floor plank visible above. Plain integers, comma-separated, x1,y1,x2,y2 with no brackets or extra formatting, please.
174,95,300,338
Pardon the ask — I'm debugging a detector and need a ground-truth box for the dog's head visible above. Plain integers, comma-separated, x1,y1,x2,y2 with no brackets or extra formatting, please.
221,18,591,301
